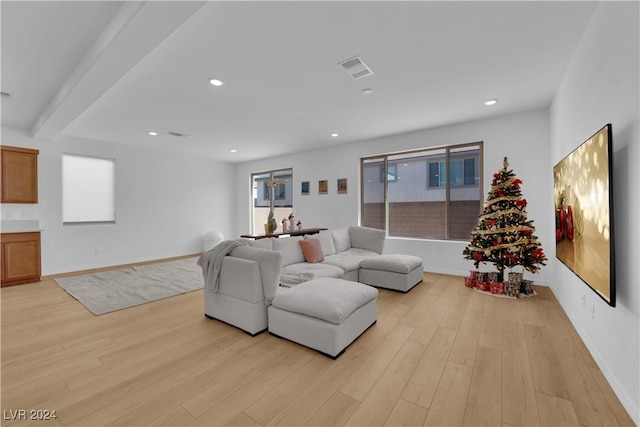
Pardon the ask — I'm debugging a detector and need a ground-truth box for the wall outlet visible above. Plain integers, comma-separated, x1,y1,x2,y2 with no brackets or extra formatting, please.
94,249,100,256
581,295,585,307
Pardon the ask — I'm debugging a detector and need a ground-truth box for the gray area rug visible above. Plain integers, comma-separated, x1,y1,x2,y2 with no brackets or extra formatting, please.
55,257,203,315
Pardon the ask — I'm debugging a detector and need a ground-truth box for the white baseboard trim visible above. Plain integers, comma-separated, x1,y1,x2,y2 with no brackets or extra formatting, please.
552,286,639,425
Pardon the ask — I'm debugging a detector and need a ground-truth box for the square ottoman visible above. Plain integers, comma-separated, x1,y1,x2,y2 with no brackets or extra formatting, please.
268,278,377,359
359,254,423,292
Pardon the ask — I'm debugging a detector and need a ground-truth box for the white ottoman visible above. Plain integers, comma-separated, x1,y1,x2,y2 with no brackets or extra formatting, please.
268,278,377,359
359,254,424,292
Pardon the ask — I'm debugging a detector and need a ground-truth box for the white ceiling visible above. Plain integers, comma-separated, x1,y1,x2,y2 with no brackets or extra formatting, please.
1,1,598,163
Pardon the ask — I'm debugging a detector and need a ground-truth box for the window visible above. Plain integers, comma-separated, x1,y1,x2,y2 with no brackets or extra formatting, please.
428,157,477,188
380,164,397,183
251,168,293,233
263,182,286,200
361,142,482,240
62,154,115,224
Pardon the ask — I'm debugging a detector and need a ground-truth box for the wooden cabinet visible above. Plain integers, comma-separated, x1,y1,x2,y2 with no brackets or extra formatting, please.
1,232,41,286
1,145,39,203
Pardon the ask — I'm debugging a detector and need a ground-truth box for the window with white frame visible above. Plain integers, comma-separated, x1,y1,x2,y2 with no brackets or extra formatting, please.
62,154,115,224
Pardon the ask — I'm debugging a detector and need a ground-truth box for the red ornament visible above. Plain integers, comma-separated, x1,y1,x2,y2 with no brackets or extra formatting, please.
565,205,574,241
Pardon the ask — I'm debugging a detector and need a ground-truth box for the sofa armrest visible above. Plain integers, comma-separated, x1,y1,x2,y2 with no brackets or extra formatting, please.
218,256,263,303
349,226,386,254
229,246,282,304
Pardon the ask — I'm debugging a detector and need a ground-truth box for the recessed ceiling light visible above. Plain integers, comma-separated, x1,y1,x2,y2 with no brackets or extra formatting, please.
362,88,373,95
484,99,498,106
209,78,224,87
148,131,158,136
331,133,339,138
229,149,237,153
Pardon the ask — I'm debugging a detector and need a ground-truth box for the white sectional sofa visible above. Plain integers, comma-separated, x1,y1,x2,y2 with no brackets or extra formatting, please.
203,226,422,337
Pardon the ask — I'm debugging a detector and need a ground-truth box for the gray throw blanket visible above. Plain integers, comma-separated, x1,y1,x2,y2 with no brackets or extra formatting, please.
197,239,248,292
279,272,315,287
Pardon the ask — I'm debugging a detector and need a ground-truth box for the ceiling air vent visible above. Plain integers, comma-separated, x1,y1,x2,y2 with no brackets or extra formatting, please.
167,131,188,137
338,56,374,80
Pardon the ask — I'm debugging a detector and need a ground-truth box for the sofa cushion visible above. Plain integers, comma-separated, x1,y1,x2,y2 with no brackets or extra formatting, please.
331,227,351,253
245,237,274,250
323,248,379,273
306,230,336,256
360,254,423,274
349,226,385,254
299,239,324,263
272,236,305,267
271,278,378,324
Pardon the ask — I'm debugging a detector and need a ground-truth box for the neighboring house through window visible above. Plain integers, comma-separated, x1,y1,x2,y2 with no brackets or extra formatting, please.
361,142,482,240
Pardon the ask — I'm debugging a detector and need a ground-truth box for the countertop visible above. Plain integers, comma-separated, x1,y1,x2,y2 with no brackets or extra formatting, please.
1,220,42,233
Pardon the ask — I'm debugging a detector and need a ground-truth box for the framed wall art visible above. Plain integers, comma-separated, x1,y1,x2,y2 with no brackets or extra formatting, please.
318,179,328,194
301,181,310,195
337,178,347,194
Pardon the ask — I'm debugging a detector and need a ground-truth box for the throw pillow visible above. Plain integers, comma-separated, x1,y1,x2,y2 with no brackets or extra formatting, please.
299,239,325,263
331,227,351,253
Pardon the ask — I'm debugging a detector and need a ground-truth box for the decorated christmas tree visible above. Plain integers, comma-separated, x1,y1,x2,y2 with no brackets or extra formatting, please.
463,157,547,281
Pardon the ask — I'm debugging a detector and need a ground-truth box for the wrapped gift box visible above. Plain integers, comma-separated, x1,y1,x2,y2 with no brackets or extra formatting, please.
474,272,489,283
508,272,523,285
464,276,476,288
490,281,505,294
505,282,520,297
522,279,534,295
476,281,490,292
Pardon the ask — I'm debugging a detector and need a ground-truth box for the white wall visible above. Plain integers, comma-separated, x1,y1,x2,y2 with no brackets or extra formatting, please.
1,126,235,275
550,2,639,423
235,108,553,284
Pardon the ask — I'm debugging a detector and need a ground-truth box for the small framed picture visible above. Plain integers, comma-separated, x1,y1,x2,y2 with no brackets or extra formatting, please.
337,178,347,194
318,179,328,194
301,181,310,195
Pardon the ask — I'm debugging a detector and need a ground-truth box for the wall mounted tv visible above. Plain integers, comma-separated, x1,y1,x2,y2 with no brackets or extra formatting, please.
553,123,615,306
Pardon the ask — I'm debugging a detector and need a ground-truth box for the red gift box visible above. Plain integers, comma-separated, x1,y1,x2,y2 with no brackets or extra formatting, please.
476,281,489,292
490,281,505,294
464,276,476,288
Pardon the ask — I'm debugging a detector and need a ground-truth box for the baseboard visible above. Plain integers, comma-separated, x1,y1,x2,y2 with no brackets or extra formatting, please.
551,286,639,425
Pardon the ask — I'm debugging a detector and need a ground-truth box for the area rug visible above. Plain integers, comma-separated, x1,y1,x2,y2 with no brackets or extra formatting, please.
54,257,203,315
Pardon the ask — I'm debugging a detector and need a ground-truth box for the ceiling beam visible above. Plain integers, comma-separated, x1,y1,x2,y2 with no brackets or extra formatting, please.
31,1,206,141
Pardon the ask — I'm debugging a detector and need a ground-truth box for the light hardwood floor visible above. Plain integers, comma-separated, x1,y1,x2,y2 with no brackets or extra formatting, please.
1,272,635,426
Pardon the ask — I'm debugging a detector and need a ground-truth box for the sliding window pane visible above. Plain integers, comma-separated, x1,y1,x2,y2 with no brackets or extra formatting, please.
388,149,446,239
361,158,385,230
448,145,481,239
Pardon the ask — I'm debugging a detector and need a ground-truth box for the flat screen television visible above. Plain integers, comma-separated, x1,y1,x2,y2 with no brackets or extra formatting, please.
553,124,615,306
